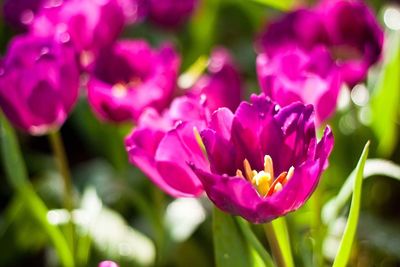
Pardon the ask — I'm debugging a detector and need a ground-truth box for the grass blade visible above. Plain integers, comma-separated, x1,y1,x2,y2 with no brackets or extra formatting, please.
332,141,370,267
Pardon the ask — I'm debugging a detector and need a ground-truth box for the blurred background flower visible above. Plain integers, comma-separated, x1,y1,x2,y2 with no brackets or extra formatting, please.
0,34,79,134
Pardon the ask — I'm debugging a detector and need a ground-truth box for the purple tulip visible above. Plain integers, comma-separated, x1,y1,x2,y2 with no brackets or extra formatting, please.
188,48,243,113
258,0,383,86
2,0,48,29
117,0,148,25
190,94,334,223
99,261,118,267
125,96,209,197
316,0,383,86
87,39,180,123
0,34,80,135
256,46,341,124
148,0,198,28
30,0,124,63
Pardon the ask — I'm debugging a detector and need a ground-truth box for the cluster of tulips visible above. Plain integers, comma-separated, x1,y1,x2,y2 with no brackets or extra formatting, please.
0,0,396,266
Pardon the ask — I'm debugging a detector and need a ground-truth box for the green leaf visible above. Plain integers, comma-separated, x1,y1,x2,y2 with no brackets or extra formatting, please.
332,141,370,267
249,0,294,11
0,114,74,267
213,208,259,267
370,30,400,156
322,158,400,224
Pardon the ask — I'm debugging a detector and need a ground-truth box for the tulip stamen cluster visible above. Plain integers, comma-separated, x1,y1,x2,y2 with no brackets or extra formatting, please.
111,77,143,99
237,156,294,197
112,83,128,98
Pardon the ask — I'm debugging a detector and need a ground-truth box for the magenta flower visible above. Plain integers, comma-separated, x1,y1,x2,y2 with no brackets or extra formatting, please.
316,0,383,86
256,46,341,124
190,94,334,223
2,0,47,29
117,0,148,25
188,48,243,113
87,39,180,123
98,261,118,267
125,96,209,197
258,0,383,86
30,0,124,62
148,0,198,28
0,34,80,135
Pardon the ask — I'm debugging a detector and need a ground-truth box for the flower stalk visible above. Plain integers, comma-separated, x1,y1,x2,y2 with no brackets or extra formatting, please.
48,130,75,262
263,218,294,267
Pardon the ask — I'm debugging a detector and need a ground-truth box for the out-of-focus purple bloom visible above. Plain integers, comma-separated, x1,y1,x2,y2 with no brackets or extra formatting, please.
3,0,47,29
258,0,383,86
87,39,180,123
190,94,334,223
117,0,148,25
148,0,198,28
316,0,383,86
188,48,243,113
125,96,209,197
257,46,341,124
30,0,124,62
0,34,80,135
98,261,119,267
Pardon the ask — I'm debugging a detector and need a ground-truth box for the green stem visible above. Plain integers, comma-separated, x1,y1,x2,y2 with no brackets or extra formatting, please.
236,218,275,267
310,184,324,266
48,130,75,262
263,218,294,267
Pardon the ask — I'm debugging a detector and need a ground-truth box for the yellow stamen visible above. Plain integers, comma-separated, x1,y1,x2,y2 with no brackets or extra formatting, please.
286,166,295,182
112,83,127,98
243,159,254,181
193,127,207,156
236,157,295,198
264,155,274,179
267,172,287,197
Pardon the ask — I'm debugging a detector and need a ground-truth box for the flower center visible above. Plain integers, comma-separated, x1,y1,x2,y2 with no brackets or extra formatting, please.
112,83,128,98
236,155,294,197
111,77,143,98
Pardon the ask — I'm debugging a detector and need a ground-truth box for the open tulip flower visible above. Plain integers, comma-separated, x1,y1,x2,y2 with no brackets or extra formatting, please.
87,40,180,123
0,34,79,135
190,94,334,223
125,96,210,197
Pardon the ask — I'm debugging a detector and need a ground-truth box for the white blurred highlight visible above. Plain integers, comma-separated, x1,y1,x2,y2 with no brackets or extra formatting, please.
165,198,206,242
